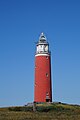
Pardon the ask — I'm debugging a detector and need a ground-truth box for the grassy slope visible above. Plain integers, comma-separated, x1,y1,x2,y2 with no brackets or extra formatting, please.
0,103,80,120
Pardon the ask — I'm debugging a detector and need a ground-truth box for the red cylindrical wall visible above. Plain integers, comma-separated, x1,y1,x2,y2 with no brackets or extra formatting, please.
34,54,52,102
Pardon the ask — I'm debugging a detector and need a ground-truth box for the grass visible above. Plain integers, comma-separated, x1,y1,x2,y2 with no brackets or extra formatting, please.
0,103,80,120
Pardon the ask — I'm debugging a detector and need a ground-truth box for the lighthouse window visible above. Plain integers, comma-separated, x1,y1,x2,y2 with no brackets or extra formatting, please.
35,64,37,68
46,73,48,77
35,66,36,68
35,83,37,86
46,56,48,59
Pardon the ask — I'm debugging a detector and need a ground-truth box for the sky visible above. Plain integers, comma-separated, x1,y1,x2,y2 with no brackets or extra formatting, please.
0,0,80,107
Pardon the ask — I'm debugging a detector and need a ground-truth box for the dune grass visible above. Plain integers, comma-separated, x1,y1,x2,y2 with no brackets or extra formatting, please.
0,103,80,120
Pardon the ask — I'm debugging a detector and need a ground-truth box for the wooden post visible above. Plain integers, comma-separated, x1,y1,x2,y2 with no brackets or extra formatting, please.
33,101,36,112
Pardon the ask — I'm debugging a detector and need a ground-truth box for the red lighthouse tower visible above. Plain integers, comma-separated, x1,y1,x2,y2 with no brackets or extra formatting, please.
34,33,52,102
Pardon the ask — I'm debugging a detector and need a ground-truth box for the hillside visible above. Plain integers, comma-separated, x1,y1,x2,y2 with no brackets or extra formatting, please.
0,103,80,120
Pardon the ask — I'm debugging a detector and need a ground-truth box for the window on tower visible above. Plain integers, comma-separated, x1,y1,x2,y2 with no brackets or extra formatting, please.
46,56,48,59
46,73,48,77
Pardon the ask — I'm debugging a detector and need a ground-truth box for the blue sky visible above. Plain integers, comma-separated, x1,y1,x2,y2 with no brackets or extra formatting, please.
0,0,80,107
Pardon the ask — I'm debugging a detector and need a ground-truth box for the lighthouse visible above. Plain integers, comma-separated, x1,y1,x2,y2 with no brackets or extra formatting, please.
34,33,52,102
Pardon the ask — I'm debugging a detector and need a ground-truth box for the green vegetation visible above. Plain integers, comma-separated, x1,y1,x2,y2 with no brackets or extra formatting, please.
0,103,80,120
